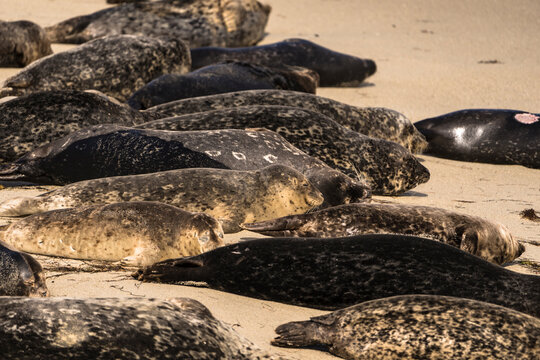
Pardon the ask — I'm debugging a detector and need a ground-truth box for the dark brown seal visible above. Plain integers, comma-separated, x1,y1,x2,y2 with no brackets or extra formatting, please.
0,20,52,67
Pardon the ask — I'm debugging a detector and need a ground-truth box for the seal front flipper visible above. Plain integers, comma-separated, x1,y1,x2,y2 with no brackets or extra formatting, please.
241,216,304,237
136,257,206,283
272,320,330,348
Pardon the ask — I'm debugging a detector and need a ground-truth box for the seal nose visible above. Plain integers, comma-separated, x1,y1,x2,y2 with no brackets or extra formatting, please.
365,59,377,76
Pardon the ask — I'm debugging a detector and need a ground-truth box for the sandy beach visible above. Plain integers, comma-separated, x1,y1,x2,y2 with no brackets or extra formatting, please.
1,0,539,358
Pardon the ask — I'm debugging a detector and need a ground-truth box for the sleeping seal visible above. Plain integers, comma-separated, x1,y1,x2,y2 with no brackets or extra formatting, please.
190,38,376,87
0,241,48,297
415,109,540,168
242,202,524,264
0,35,190,101
0,297,280,359
142,89,427,153
272,295,540,360
136,235,540,317
0,20,52,67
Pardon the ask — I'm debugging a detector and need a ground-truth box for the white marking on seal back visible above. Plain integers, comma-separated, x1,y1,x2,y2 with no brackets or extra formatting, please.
263,154,278,163
514,113,539,124
205,150,221,157
232,152,246,160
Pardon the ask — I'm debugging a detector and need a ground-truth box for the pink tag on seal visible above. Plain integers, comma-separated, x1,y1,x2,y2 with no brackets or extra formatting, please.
514,113,539,124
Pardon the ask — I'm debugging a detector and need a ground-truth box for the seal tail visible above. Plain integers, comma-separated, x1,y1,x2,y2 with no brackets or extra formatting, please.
240,216,304,237
0,163,28,182
271,321,325,348
133,256,207,284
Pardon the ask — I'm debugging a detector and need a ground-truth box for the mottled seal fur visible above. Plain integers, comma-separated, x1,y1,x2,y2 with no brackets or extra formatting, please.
0,35,190,101
191,38,376,87
136,235,540,317
0,20,52,67
45,0,271,48
143,89,427,153
0,201,224,266
0,297,279,359
138,105,430,195
242,202,524,264
0,90,147,162
127,61,319,110
0,241,48,297
415,109,540,168
272,295,540,360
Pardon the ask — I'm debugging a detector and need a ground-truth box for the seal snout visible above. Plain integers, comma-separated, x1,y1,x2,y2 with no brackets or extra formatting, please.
365,59,377,76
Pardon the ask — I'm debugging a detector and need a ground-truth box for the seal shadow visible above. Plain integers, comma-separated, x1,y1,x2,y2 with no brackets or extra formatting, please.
398,190,428,197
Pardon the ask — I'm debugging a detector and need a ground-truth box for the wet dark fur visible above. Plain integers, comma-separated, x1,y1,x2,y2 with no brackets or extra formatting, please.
0,20,52,67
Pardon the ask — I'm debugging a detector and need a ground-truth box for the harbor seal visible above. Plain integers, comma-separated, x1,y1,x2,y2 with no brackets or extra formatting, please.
127,61,319,110
137,105,430,195
0,35,191,101
136,235,540,317
45,0,271,48
272,295,540,360
0,90,147,162
242,202,524,264
0,20,52,67
190,38,376,87
414,109,540,168
0,201,224,266
143,89,427,153
0,297,280,359
0,241,48,297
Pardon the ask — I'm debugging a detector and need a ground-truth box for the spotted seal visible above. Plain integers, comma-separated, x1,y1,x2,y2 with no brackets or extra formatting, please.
0,35,190,101
136,235,540,317
143,89,427,153
242,202,524,264
272,295,540,360
0,241,48,297
127,61,319,110
0,20,52,67
190,38,376,87
45,0,271,48
0,297,280,359
0,90,147,162
414,109,540,168
137,105,430,195
0,201,224,266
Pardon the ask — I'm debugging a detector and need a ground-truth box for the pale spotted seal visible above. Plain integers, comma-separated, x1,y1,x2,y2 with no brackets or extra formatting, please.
143,89,427,153
45,0,271,48
0,35,190,101
136,235,540,317
415,109,540,168
272,295,540,360
242,202,524,264
127,61,319,110
0,241,48,297
0,20,52,67
0,297,280,359
190,38,376,87
137,105,430,195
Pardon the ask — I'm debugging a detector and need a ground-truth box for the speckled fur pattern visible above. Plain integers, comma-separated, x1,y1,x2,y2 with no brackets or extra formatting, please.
137,105,430,195
242,202,524,264
190,38,376,87
0,297,280,359
45,0,271,48
0,241,48,297
272,295,540,360
0,201,224,266
0,90,148,162
415,109,540,168
136,235,540,317
143,89,427,153
127,61,319,110
0,35,191,101
0,20,52,67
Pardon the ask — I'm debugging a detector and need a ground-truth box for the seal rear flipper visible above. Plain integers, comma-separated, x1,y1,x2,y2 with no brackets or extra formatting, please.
272,321,327,348
134,257,205,283
240,216,303,236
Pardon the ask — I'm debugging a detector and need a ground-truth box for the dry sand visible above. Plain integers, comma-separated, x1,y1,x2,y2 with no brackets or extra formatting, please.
1,0,539,358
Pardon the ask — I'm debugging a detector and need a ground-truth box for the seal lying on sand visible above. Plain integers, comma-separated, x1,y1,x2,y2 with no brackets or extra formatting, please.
142,90,427,153
0,201,224,266
0,90,147,162
0,241,48,297
0,297,280,359
242,202,524,264
0,20,52,67
138,105,430,195
127,61,319,110
190,38,376,87
272,295,540,360
415,109,540,168
0,35,190,101
45,0,271,48
136,235,540,317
